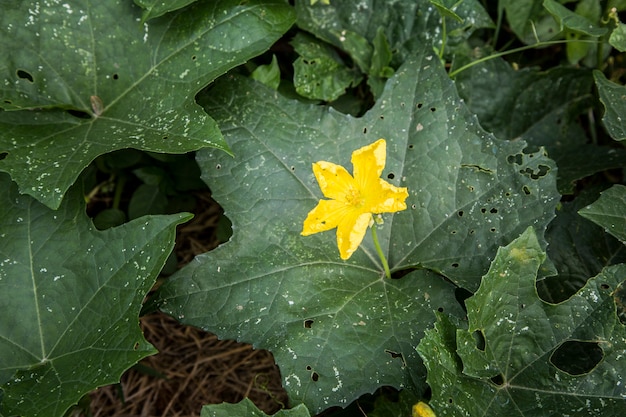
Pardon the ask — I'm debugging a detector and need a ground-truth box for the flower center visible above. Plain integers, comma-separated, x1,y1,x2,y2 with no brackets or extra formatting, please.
346,187,365,208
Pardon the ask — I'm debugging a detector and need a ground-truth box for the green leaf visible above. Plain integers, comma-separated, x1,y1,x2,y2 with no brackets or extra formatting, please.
429,0,464,23
456,57,626,194
252,55,282,91
368,27,395,98
539,188,626,303
418,227,626,416
134,0,198,22
500,0,560,43
0,173,192,417
291,33,362,101
156,50,558,412
593,70,626,141
295,0,491,71
543,0,607,37
0,0,295,209
128,183,169,219
201,398,312,417
609,22,626,52
579,185,626,243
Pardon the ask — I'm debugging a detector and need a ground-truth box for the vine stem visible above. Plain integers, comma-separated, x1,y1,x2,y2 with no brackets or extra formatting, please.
370,224,391,279
448,39,598,78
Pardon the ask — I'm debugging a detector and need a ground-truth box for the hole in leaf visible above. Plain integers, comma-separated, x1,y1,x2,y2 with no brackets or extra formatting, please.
600,283,610,290
448,398,453,404
290,166,296,171
507,154,523,165
411,204,416,209
379,115,384,120
430,107,436,112
311,372,319,382
490,374,504,385
4,99,13,105
457,210,464,217
451,230,457,234
66,109,91,119
469,229,475,235
481,208,487,214
490,227,496,232
191,55,197,60
451,263,459,268
133,342,140,350
408,144,414,149
363,127,367,134
520,165,550,180
387,173,395,179
304,319,314,329
162,135,169,140
385,349,406,366
306,365,312,371
216,164,222,170
550,341,603,375
17,69,34,82
522,185,531,195
455,287,472,312
417,103,423,109
473,330,486,351
437,307,444,312
0,152,7,160
490,208,498,214
113,73,119,80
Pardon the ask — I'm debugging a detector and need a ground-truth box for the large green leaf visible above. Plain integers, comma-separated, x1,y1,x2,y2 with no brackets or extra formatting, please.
418,227,626,416
201,398,311,417
156,50,558,412
0,0,295,209
0,173,191,417
579,184,626,243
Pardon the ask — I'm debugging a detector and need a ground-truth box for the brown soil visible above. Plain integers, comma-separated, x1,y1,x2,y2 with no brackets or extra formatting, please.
88,191,289,416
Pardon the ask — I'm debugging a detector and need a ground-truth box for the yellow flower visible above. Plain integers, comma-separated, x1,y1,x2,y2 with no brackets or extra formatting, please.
301,139,408,260
412,401,436,417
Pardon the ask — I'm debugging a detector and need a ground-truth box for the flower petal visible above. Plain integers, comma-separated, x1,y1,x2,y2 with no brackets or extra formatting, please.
312,161,357,201
368,179,409,213
352,138,386,192
336,211,371,260
301,199,352,236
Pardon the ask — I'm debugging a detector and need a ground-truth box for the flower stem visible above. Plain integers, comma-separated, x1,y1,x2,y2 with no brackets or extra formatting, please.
370,225,391,279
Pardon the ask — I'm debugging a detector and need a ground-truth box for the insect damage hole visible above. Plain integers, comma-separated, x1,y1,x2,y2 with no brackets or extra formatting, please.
17,69,34,82
473,330,486,351
384,349,407,367
387,172,395,179
550,340,603,375
304,319,314,329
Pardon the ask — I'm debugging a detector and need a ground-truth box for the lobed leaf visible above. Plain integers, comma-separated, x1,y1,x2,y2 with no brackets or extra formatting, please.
418,227,626,416
0,173,192,417
156,49,559,412
0,0,295,209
